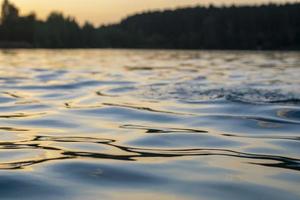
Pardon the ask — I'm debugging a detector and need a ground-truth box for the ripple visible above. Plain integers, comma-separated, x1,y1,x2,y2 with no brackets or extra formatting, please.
0,126,29,132
0,50,300,200
142,86,300,105
0,112,46,119
120,124,208,133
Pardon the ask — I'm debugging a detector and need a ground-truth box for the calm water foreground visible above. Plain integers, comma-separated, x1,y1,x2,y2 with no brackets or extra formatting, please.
0,50,299,200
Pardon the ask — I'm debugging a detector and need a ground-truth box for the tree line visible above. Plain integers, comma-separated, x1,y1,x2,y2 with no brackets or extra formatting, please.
0,2,299,50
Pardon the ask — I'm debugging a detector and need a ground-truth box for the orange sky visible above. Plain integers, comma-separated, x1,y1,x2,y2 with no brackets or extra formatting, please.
9,0,298,25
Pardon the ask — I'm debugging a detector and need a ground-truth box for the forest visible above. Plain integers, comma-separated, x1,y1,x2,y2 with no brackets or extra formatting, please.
0,1,299,50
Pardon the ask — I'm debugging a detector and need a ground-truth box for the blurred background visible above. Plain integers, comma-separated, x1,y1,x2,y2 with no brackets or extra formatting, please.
0,0,299,49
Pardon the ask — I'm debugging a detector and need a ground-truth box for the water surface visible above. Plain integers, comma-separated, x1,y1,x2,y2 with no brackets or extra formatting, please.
0,50,300,200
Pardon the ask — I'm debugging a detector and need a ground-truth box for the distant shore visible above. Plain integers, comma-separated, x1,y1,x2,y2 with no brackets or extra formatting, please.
0,46,299,51
0,2,299,50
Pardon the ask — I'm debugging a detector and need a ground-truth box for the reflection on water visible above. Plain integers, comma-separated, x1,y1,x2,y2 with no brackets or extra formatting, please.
0,50,300,200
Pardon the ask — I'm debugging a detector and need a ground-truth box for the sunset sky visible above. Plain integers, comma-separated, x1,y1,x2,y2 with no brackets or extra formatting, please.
10,0,296,25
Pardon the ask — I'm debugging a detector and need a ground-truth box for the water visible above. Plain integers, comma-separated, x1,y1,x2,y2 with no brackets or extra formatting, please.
0,49,299,200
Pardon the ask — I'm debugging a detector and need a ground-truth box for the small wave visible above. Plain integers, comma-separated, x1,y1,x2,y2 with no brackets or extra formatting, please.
0,112,46,119
142,86,300,105
121,124,208,133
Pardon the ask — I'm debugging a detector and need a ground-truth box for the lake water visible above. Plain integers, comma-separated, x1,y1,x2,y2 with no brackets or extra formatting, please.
0,49,299,200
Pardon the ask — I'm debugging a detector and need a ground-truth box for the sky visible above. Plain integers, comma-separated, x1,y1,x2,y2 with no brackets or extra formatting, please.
10,0,298,26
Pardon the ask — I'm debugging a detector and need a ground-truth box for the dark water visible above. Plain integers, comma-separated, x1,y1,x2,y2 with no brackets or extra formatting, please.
0,50,300,200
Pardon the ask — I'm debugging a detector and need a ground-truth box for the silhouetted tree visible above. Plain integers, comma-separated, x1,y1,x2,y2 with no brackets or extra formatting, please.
34,12,82,48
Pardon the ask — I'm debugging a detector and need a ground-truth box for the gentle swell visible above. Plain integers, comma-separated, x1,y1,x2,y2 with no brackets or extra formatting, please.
0,50,299,200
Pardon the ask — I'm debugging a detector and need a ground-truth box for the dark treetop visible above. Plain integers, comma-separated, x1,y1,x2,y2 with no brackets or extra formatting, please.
0,0,299,50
